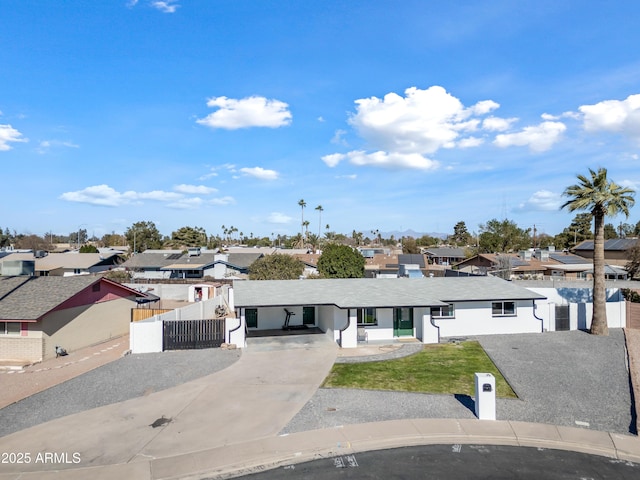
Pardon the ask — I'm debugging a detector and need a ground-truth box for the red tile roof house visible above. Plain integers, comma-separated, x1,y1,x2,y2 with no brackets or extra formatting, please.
0,276,144,364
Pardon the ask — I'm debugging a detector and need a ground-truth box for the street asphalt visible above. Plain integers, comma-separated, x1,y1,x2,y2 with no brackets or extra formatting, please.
238,444,640,480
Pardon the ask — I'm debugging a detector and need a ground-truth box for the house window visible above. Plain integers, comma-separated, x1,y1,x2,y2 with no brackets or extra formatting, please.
431,304,454,318
357,308,377,326
492,301,516,316
0,322,20,335
245,308,258,328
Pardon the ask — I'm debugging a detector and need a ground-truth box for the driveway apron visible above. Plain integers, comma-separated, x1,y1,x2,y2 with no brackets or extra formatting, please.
0,333,338,474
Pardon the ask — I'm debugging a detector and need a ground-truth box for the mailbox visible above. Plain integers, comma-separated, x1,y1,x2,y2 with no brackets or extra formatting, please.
475,373,496,420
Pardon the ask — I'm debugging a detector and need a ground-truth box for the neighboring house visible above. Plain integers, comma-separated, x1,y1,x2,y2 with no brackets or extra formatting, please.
122,249,263,280
289,253,320,277
0,251,124,277
454,250,593,280
421,247,467,265
0,276,144,363
364,253,443,278
572,238,639,264
231,276,546,348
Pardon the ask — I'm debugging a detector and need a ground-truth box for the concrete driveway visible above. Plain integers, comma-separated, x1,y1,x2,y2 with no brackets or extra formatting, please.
0,332,338,474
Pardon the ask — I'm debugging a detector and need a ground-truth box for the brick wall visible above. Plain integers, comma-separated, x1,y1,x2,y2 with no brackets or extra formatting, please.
0,337,43,363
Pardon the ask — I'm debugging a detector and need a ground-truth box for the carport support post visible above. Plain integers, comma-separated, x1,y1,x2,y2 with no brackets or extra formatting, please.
474,373,496,420
340,309,358,348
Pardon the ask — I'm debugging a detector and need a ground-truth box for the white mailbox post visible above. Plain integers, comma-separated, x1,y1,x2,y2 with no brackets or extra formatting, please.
474,373,496,420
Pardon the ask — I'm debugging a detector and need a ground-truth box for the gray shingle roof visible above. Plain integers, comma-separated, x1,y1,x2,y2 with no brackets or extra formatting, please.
0,276,99,320
123,251,262,270
232,276,544,309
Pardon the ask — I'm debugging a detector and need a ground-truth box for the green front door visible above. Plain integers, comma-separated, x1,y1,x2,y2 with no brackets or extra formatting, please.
394,308,414,337
303,306,315,325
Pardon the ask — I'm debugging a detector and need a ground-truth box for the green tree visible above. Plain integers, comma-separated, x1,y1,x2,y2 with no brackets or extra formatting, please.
315,205,324,241
248,254,305,280
298,199,306,240
70,228,88,247
125,221,163,253
317,244,365,278
561,167,635,335
450,221,471,246
402,236,419,253
101,232,125,248
0,228,12,248
604,223,618,239
478,219,531,253
79,244,99,253
169,226,207,247
14,234,49,251
625,243,640,279
553,213,594,249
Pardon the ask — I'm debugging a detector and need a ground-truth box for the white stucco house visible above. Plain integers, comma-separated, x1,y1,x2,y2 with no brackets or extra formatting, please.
231,276,547,348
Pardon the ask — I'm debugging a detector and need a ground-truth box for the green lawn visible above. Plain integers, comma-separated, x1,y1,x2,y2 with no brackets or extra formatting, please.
323,341,517,398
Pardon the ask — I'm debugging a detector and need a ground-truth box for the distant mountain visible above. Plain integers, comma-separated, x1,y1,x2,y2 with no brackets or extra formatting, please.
378,229,448,240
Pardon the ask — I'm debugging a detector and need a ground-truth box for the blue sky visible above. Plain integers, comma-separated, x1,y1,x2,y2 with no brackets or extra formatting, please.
2,1,640,241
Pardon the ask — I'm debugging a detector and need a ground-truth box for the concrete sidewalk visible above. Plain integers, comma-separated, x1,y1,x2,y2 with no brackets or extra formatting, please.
1,419,639,480
0,336,130,409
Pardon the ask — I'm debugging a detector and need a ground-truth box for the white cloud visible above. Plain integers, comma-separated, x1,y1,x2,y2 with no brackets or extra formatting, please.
137,190,182,201
36,139,79,154
482,116,518,132
173,184,217,194
493,121,566,152
197,96,292,130
267,212,293,224
579,94,640,142
458,137,484,148
620,179,640,191
0,124,27,151
331,129,348,146
517,190,563,212
167,197,203,209
151,1,179,13
239,166,279,180
348,86,498,155
336,174,358,180
210,196,236,205
323,150,439,170
469,100,500,115
60,185,182,206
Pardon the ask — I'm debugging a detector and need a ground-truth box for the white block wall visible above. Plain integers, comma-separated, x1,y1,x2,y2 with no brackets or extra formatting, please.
129,319,163,353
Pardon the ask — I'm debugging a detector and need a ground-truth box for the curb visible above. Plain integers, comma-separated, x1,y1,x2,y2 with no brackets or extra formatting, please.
145,419,640,480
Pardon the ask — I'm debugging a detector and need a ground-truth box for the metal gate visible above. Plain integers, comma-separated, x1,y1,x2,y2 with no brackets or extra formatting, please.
555,305,570,331
163,319,225,350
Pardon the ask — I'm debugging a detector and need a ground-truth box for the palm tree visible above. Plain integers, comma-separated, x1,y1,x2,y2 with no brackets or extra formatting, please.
302,220,310,245
298,199,306,239
315,205,324,240
561,167,635,335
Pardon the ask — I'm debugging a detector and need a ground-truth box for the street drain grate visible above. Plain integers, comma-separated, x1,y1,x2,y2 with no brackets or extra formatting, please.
150,416,172,428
